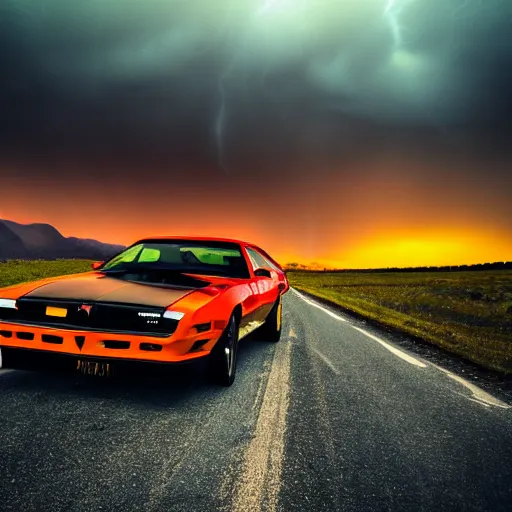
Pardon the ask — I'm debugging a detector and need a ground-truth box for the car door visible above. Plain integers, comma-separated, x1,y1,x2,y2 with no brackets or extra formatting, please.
244,247,280,324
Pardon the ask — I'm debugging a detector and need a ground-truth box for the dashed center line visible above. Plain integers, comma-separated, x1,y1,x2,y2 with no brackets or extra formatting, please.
311,347,340,375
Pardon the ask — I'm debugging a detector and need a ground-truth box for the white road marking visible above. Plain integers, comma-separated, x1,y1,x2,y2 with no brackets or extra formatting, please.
311,347,341,375
434,365,511,409
465,397,490,408
288,327,297,339
291,288,347,322
291,287,510,410
292,288,425,368
352,326,427,368
232,341,292,512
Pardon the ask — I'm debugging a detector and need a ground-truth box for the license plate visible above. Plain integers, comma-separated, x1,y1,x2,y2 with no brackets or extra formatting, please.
46,306,67,318
76,360,111,377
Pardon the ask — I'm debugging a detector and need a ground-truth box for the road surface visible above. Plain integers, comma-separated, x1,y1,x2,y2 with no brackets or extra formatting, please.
1,289,511,511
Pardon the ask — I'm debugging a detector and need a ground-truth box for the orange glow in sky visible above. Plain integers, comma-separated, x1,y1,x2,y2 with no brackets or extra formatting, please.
1,155,511,269
324,229,512,269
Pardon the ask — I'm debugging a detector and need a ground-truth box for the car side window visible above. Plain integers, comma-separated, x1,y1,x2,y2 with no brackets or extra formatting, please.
259,253,281,272
246,247,270,271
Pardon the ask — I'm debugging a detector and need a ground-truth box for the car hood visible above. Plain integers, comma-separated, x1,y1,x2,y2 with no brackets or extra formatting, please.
20,273,196,308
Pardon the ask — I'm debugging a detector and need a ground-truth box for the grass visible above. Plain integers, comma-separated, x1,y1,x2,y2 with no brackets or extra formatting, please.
0,260,92,288
288,270,512,374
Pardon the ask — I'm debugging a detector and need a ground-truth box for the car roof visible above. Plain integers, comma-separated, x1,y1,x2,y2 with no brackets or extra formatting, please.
135,235,254,246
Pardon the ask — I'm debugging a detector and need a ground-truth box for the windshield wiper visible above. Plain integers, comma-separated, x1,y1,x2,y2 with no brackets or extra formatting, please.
181,268,232,277
102,263,182,273
101,264,233,278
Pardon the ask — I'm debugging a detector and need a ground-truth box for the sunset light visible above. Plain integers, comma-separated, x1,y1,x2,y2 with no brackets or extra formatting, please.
332,230,512,269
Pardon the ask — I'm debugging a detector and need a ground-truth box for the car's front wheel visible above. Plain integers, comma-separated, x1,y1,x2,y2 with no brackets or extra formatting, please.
209,313,239,386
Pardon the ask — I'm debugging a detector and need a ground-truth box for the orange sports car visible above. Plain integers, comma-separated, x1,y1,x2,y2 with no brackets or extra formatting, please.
0,237,289,386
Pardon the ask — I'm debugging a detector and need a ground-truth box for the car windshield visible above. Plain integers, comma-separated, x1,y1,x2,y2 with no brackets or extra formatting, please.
101,240,250,279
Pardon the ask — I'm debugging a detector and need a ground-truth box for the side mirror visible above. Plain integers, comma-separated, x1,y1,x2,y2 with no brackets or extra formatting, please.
254,268,272,278
91,261,103,270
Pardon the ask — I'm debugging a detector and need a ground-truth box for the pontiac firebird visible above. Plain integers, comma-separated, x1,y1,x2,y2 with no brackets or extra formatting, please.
0,237,289,386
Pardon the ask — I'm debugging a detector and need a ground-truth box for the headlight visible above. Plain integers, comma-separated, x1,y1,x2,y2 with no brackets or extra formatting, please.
163,310,185,320
0,299,16,309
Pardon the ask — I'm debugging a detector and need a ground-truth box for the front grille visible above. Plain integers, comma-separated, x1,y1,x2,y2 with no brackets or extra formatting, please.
103,340,130,350
1,299,179,337
42,334,63,344
16,332,34,341
0,307,17,321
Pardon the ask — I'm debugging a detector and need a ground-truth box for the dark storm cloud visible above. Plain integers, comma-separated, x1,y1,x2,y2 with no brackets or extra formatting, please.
1,0,511,177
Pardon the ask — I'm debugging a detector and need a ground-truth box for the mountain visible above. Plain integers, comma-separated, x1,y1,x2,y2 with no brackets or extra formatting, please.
0,219,125,261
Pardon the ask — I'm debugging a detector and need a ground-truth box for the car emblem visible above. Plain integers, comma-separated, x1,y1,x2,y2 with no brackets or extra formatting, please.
78,304,92,317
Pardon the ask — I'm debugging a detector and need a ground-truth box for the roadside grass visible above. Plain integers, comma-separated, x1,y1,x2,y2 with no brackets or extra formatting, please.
288,270,512,374
0,260,92,288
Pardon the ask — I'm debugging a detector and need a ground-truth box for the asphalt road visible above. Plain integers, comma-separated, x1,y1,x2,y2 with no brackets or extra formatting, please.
1,289,511,512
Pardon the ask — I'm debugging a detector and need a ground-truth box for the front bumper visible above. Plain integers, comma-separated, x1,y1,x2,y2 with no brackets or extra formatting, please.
0,321,224,365
0,346,205,378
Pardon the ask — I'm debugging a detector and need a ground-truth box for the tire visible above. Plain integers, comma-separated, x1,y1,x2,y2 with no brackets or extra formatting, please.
259,295,283,343
209,313,239,386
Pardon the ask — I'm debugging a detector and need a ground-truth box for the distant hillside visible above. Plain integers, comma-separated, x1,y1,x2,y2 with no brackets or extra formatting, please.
0,219,125,261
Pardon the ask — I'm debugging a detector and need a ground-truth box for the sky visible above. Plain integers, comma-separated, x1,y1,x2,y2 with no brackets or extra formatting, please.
1,0,511,268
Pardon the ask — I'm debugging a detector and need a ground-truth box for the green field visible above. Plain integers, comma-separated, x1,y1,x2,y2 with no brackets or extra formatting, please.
288,270,512,373
0,260,92,288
